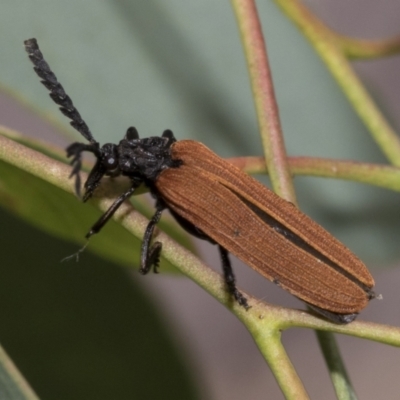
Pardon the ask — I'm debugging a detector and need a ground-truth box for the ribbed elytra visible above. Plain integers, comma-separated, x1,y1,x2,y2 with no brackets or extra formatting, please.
157,141,375,322
24,38,375,324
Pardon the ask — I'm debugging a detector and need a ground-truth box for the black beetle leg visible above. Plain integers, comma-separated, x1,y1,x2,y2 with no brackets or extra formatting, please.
85,181,140,239
139,200,166,275
66,142,100,198
218,246,250,310
82,158,107,202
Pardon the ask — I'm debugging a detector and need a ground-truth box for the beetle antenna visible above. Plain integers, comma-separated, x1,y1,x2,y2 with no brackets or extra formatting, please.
24,38,97,145
25,38,101,197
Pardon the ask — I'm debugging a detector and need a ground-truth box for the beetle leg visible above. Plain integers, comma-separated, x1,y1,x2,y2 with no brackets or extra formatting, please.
82,158,107,202
66,141,100,198
85,182,140,239
219,246,250,310
139,201,166,275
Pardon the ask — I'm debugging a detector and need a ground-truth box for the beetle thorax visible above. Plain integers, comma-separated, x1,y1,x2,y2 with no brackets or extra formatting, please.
118,136,175,180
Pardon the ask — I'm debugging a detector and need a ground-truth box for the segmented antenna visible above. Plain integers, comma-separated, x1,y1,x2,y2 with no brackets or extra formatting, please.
24,38,97,145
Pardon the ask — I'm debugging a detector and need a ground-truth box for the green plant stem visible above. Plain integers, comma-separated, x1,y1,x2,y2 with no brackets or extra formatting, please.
229,156,400,192
230,1,360,397
337,34,400,59
316,331,358,400
231,1,311,396
271,1,391,396
274,0,400,167
2,125,400,193
230,0,296,203
253,328,310,400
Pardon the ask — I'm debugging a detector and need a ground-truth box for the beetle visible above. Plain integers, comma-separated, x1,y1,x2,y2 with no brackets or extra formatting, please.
24,38,375,323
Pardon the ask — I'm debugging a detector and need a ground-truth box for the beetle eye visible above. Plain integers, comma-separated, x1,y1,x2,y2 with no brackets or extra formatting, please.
105,155,117,169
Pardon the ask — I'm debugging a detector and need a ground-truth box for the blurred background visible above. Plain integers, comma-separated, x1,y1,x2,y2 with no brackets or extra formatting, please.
0,0,400,399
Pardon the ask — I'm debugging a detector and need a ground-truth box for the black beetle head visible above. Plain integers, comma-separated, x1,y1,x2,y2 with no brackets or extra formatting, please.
81,143,119,202
100,143,119,173
81,129,178,201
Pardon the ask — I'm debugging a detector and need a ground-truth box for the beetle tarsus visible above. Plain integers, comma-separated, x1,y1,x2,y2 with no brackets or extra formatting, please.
140,242,162,274
66,142,102,198
140,202,165,274
219,246,249,310
233,289,250,310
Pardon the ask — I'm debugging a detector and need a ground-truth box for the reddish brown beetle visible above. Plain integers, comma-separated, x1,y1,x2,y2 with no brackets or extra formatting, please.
25,38,375,323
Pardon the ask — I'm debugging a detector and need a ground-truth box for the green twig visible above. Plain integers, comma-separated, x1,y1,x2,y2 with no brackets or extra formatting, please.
337,34,400,59
254,328,310,400
230,1,363,398
316,331,358,400
230,0,296,203
274,0,400,166
230,1,310,396
228,156,400,192
3,125,400,193
268,2,400,394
